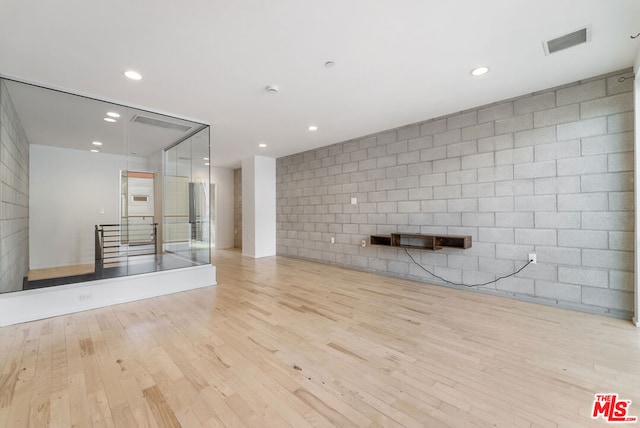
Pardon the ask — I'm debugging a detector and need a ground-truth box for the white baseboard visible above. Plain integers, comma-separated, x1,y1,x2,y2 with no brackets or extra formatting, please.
0,264,216,326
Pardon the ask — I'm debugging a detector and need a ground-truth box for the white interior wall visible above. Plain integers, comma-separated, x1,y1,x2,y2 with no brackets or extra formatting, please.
242,158,256,257
29,144,147,269
242,156,275,258
255,157,276,257
211,166,234,249
126,176,154,217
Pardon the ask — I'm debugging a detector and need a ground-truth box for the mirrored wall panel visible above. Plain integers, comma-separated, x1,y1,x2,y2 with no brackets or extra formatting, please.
0,78,211,293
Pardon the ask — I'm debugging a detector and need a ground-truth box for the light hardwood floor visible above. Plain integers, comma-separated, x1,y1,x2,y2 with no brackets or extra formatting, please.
27,264,95,281
1,249,639,427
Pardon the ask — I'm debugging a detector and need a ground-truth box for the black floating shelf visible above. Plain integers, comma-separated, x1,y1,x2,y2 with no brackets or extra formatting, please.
370,233,471,251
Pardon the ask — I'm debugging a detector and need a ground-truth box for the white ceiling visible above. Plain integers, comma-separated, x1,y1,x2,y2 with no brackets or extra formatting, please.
1,0,639,168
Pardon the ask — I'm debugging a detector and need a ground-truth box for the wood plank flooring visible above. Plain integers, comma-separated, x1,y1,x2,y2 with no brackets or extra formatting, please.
27,264,95,281
1,248,639,427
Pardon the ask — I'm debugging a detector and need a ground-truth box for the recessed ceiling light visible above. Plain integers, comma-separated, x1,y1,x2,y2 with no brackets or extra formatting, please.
266,84,279,93
325,61,336,68
90,149,99,153
308,125,318,131
204,162,210,166
203,157,209,160
92,141,102,146
106,112,120,118
104,117,116,123
124,70,142,80
470,66,489,76
258,143,267,148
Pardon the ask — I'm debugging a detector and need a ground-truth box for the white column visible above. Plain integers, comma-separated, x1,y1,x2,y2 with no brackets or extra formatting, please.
242,156,276,258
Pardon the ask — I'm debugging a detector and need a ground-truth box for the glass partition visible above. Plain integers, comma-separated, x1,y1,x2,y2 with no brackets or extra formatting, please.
0,77,210,293
163,128,211,266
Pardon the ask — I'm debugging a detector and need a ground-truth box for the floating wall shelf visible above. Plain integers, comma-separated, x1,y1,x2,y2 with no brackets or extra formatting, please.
370,233,471,251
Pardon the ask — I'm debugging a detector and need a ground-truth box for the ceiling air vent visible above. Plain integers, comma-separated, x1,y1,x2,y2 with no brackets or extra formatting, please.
543,26,590,55
131,114,192,133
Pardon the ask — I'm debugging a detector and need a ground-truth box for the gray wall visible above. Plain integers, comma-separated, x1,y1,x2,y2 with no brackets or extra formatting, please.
276,69,635,319
234,167,242,248
0,80,29,293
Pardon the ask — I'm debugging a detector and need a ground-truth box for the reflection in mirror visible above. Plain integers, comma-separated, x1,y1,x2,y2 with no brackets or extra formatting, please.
0,78,210,293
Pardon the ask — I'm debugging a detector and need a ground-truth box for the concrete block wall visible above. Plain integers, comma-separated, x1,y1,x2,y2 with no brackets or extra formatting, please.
276,69,635,319
234,168,242,248
0,80,29,293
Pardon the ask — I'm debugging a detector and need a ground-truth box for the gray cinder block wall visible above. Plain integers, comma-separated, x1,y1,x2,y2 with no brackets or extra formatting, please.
234,168,242,248
276,69,635,319
0,80,30,293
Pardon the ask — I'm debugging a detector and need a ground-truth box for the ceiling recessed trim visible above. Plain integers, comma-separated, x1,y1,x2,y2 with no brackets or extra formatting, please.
543,26,591,55
131,114,192,132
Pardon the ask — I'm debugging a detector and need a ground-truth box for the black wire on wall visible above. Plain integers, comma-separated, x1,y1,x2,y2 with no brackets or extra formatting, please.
403,248,532,288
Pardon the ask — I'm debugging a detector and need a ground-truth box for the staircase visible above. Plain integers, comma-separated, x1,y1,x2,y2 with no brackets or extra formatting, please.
95,223,158,269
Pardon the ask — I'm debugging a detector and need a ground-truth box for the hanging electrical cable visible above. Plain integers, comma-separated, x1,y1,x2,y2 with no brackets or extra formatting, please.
404,248,532,288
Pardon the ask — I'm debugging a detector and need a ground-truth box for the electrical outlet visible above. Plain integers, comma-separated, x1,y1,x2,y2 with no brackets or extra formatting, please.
361,239,366,248
528,253,537,264
330,237,335,244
